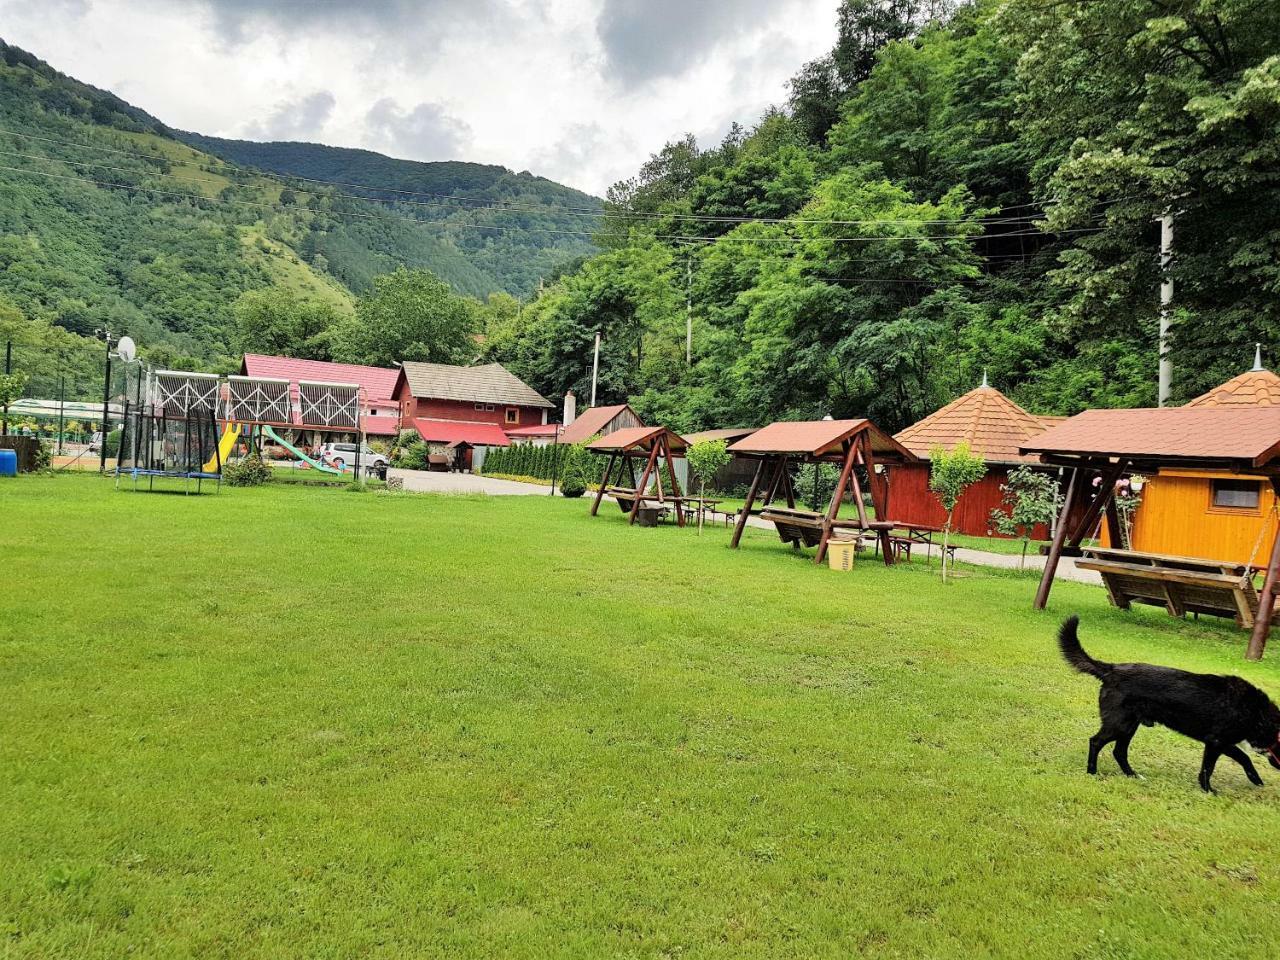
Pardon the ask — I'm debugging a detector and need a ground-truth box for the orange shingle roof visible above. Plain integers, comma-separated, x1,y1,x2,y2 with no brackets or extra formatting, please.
1186,368,1280,407
895,386,1050,464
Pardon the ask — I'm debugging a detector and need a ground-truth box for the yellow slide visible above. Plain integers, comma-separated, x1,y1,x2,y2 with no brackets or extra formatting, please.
204,423,241,473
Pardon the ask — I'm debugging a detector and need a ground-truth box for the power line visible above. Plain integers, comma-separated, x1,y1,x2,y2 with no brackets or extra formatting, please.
0,125,1107,229
0,159,1107,247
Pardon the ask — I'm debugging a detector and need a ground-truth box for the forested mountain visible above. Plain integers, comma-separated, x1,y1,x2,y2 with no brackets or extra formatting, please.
0,39,597,397
486,0,1280,433
173,134,601,297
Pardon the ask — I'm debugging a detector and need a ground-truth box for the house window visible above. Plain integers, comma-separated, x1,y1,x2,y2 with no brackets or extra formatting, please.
505,407,519,425
485,404,495,412
1211,479,1261,510
474,402,484,411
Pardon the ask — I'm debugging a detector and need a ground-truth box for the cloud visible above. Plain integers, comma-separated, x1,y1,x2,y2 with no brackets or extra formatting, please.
596,0,781,87
179,0,504,49
530,122,628,189
365,98,473,161
244,90,336,141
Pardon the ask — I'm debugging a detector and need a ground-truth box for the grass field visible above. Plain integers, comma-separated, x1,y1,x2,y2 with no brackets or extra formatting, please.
5,474,1280,958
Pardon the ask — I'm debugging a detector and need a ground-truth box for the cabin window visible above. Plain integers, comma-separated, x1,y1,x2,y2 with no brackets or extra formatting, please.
1211,479,1261,510
474,402,484,411
505,407,519,425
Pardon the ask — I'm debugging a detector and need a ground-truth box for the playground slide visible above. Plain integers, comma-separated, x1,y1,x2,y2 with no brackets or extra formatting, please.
261,424,344,475
203,423,242,473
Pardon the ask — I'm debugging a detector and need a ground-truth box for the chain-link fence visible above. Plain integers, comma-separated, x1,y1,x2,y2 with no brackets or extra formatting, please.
2,336,136,470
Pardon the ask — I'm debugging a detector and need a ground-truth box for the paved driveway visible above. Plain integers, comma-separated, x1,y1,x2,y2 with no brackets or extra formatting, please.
387,468,550,496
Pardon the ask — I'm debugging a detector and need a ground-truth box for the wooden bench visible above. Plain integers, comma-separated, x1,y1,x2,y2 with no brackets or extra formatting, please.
759,507,826,547
1076,547,1279,629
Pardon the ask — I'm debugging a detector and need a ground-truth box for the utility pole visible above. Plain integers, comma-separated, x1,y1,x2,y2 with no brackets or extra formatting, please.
96,328,113,473
590,331,601,407
685,254,693,366
1157,212,1174,406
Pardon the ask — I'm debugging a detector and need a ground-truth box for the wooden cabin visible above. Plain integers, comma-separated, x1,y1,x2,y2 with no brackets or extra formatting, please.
892,381,1069,539
1119,353,1280,567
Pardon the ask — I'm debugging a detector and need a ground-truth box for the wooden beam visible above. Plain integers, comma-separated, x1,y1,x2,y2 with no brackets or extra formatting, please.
1104,496,1125,549
1068,460,1127,546
660,434,685,527
731,457,768,549
629,444,661,525
860,434,894,565
1246,478,1280,660
590,452,616,516
816,440,858,566
1034,467,1082,610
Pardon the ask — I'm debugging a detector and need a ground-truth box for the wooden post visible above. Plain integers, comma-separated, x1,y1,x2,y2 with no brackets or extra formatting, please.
731,458,767,549
1068,460,1127,546
590,452,616,516
816,442,858,565
660,433,685,527
780,461,797,509
1034,467,1081,610
763,456,786,507
860,435,894,564
1246,477,1280,660
630,442,661,525
1104,497,1124,549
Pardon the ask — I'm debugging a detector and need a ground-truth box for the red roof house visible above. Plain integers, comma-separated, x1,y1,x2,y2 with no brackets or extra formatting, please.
394,361,552,465
240,354,401,436
559,403,643,445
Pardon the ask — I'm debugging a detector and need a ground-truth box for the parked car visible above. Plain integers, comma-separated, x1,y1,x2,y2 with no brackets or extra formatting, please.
88,431,103,453
319,442,387,472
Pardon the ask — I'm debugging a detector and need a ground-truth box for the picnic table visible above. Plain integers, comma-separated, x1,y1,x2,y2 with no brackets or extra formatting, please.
680,496,722,525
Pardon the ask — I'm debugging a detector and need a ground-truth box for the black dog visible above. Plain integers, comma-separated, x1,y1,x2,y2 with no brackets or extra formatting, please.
1059,616,1280,792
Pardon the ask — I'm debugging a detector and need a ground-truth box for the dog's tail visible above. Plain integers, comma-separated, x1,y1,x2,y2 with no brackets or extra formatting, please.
1058,616,1110,680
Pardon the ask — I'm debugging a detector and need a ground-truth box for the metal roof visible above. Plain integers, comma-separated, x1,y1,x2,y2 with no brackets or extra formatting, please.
895,385,1050,464
241,354,398,400
586,425,688,454
559,403,638,445
396,361,553,408
729,419,915,463
1021,408,1280,471
683,427,759,445
411,417,511,447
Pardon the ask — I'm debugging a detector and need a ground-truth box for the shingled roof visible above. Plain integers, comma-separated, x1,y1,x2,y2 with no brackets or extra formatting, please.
1186,367,1280,407
395,361,553,409
895,385,1051,465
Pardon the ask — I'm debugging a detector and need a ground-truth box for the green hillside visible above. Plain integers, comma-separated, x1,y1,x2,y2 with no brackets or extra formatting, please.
0,40,598,386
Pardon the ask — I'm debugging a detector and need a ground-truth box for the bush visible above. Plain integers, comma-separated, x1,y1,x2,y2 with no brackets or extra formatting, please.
34,438,52,471
796,462,840,512
104,428,123,459
223,454,272,487
399,440,430,471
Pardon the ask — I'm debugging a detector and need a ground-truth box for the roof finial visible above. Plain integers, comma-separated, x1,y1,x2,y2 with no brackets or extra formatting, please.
1253,342,1264,372
980,368,989,389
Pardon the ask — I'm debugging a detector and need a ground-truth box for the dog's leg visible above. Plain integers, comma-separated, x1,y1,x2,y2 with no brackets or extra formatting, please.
1199,745,1222,793
1112,724,1140,777
1221,745,1264,787
1087,728,1112,775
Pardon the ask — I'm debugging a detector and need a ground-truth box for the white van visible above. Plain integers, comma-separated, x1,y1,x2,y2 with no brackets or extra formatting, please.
319,442,386,472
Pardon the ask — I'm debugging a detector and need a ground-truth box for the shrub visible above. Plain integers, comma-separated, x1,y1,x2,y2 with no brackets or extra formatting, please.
399,441,430,471
223,454,272,487
796,462,840,512
104,428,123,459
34,438,52,471
560,470,586,497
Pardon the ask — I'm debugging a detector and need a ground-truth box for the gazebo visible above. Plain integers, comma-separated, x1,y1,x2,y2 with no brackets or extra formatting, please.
1021,407,1280,659
726,419,917,564
587,426,689,526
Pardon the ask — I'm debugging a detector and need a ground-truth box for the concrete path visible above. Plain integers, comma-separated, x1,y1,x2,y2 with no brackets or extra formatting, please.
726,509,1101,585
387,468,552,496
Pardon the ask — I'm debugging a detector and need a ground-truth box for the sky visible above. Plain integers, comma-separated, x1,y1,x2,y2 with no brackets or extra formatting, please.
0,0,841,196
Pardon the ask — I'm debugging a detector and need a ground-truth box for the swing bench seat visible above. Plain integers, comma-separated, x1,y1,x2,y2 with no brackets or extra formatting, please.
1077,547,1280,629
759,507,895,549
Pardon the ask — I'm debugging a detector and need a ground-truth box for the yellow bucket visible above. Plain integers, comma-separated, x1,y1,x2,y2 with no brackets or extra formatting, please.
827,539,856,571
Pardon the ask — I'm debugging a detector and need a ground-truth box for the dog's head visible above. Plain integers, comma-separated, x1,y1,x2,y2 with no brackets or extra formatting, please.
1245,694,1280,770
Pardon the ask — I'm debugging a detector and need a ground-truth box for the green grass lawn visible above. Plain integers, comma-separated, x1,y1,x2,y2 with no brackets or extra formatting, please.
5,474,1280,958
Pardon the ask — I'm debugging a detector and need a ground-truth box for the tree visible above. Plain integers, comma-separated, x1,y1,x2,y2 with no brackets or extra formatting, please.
338,268,477,367
232,289,343,360
988,465,1061,569
928,442,986,582
686,438,731,533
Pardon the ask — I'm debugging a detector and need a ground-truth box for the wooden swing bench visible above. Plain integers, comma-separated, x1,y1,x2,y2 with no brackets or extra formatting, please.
1077,547,1280,629
759,506,895,550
